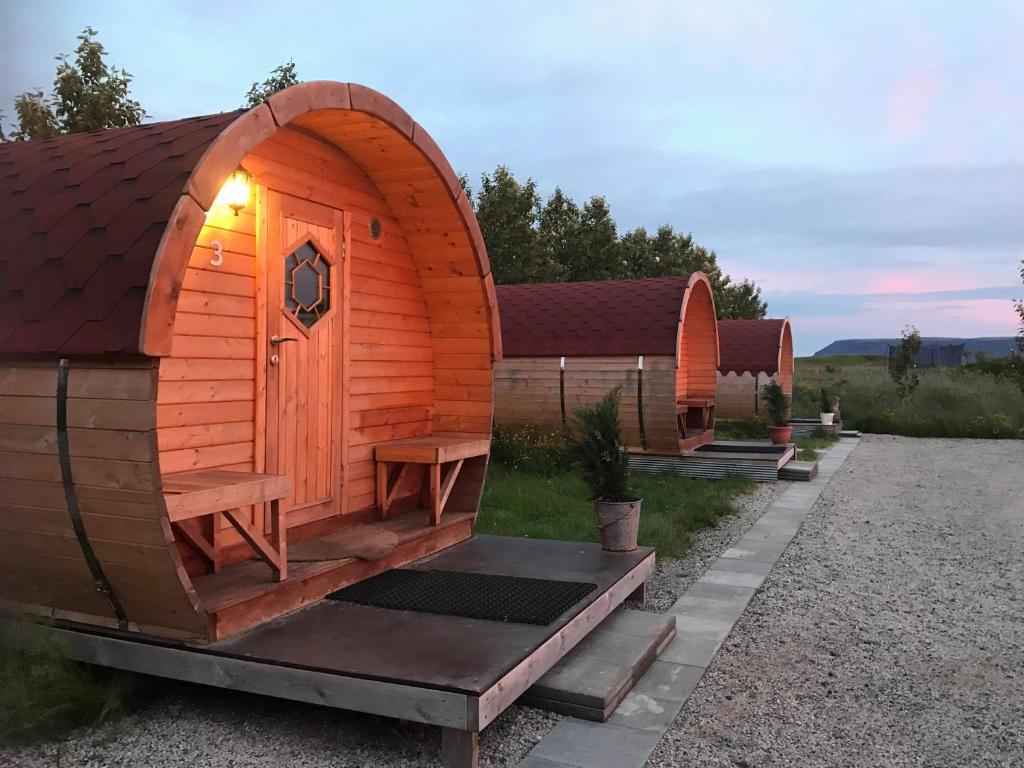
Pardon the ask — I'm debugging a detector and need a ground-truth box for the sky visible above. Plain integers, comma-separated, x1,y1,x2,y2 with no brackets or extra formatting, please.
2,1,1021,354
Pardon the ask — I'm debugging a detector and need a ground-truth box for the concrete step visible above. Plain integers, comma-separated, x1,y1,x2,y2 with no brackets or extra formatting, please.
839,429,861,438
519,607,676,722
779,460,818,481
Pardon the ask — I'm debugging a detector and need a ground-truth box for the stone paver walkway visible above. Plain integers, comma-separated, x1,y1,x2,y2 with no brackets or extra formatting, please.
516,439,859,768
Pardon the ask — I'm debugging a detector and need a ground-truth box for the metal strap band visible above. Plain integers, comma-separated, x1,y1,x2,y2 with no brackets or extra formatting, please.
559,356,567,424
56,359,129,628
637,357,647,449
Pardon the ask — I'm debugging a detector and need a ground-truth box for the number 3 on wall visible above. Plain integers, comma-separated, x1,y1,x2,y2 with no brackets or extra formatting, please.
210,240,224,267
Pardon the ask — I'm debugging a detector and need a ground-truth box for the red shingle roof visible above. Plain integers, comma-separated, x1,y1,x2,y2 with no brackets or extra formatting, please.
0,112,242,355
497,276,697,357
717,319,789,375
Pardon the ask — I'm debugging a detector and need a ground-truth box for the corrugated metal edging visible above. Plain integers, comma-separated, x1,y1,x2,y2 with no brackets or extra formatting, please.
627,454,778,483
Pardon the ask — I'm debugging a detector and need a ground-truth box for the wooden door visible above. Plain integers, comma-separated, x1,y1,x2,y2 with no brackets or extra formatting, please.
264,191,348,526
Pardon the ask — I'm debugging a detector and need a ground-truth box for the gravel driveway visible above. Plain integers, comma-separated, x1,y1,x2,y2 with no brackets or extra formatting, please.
650,435,1024,767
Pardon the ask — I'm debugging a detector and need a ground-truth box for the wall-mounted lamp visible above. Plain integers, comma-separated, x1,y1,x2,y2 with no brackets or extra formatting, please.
216,168,251,216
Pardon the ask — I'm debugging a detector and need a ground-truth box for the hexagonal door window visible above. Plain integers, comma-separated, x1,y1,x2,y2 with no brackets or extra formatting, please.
284,241,331,329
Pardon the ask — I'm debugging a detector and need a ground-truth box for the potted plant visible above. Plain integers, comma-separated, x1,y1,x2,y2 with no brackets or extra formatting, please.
760,380,792,445
571,387,641,552
819,387,835,425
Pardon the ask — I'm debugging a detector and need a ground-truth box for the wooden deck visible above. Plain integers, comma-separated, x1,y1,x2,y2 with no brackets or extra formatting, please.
191,509,475,640
629,440,798,482
7,535,654,768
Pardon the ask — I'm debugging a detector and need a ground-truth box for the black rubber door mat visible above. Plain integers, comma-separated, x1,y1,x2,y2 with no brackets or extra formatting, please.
327,569,598,625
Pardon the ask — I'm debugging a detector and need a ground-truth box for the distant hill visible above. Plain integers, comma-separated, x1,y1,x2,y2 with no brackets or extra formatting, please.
814,337,1018,359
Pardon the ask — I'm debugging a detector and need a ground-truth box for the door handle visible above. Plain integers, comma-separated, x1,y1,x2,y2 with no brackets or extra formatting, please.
270,335,298,346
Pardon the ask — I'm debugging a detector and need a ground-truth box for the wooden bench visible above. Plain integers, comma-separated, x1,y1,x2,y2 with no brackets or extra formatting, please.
375,435,490,526
678,397,716,438
163,470,292,581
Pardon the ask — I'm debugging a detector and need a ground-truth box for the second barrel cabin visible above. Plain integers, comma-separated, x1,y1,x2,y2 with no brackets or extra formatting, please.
494,275,719,452
716,318,795,419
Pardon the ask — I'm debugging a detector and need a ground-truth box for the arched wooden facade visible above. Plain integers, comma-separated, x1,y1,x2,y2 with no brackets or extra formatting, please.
494,276,719,453
716,318,794,419
0,82,499,642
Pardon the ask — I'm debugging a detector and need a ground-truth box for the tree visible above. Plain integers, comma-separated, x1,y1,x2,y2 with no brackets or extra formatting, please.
7,27,143,141
716,278,768,320
889,325,922,399
470,165,767,314
244,60,300,107
474,166,562,284
573,197,622,281
538,187,582,278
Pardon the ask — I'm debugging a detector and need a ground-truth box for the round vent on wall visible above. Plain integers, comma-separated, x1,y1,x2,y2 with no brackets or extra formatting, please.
369,217,382,240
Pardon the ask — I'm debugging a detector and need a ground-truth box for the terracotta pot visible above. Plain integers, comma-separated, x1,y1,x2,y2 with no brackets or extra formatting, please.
768,425,792,445
820,412,835,425
594,498,642,552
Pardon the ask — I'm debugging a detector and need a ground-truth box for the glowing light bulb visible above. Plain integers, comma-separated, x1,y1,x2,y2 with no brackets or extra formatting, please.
216,170,250,216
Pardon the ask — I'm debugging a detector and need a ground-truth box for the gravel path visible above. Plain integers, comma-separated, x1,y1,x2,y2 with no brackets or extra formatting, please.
641,482,783,612
650,435,1024,768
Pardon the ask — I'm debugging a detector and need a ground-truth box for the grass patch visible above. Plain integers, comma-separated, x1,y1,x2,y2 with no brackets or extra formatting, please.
713,418,768,441
794,357,1024,439
478,465,756,558
795,448,819,462
0,617,150,745
794,432,838,452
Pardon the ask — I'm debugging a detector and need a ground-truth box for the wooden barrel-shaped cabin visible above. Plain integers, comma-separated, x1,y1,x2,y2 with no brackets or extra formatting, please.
0,82,499,642
716,318,794,419
494,276,719,453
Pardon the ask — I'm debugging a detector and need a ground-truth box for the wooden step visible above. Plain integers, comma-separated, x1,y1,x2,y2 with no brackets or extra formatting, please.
519,608,676,721
779,460,818,481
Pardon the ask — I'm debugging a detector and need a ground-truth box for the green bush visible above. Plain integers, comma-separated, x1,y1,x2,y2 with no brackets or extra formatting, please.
793,359,1024,439
760,380,790,426
569,388,635,502
714,418,767,440
0,617,146,744
490,424,573,475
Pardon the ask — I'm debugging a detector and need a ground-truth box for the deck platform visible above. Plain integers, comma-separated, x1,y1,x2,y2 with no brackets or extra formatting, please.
3,535,654,768
629,440,797,482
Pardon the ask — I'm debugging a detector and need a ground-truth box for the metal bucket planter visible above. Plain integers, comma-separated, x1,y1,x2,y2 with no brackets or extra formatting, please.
595,498,642,552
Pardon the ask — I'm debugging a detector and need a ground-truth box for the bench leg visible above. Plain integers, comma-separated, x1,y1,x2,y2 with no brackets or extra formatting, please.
429,462,442,526
270,498,286,582
441,728,478,768
211,512,222,573
376,461,390,518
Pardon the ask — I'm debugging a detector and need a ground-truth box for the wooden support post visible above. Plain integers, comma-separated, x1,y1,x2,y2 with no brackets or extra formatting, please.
270,498,286,582
173,519,219,571
437,459,464,519
223,507,286,582
429,462,442,526
211,512,222,573
376,461,389,518
441,728,478,768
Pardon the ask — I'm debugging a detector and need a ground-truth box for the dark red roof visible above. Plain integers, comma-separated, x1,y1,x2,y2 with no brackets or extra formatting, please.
498,276,698,357
0,111,242,355
717,319,790,375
